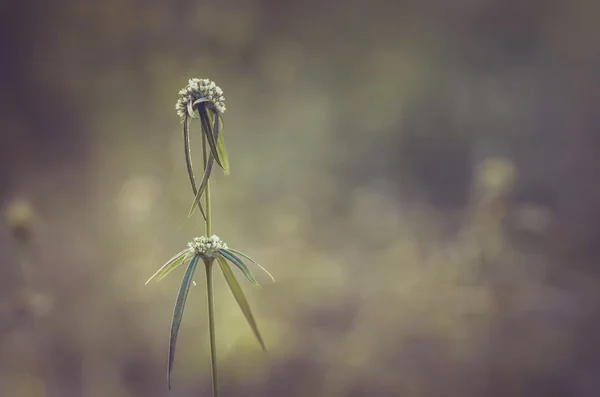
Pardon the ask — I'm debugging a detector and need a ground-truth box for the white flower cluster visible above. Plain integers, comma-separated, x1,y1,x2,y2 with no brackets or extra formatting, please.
176,78,226,118
187,235,228,256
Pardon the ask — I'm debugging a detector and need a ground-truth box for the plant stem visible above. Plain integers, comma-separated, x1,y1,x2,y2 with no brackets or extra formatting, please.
202,114,218,397
203,139,212,237
184,109,219,396
205,259,218,397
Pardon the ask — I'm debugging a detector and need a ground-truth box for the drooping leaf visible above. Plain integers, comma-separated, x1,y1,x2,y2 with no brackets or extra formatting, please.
168,255,199,389
217,112,225,131
216,134,229,176
217,249,260,288
227,248,274,282
187,151,214,217
187,100,198,119
213,112,230,175
145,249,188,285
216,257,267,351
190,98,211,119
183,115,207,221
198,105,225,171
192,97,212,110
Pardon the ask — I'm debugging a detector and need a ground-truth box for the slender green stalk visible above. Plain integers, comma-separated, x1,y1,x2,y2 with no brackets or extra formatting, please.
202,128,212,237
205,259,218,397
202,116,218,397
183,110,219,396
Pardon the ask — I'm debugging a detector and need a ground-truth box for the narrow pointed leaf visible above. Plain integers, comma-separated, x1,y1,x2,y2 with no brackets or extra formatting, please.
214,113,230,175
217,257,267,351
198,106,225,171
187,152,214,217
145,249,188,285
183,115,207,221
218,249,260,288
227,248,274,282
168,256,200,389
218,112,225,131
157,254,191,282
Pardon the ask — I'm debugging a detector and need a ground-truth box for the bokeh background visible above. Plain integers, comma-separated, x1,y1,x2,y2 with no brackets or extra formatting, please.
1,0,600,396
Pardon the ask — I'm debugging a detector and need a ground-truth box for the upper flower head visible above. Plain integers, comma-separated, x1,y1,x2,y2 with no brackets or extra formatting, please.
176,78,226,119
187,234,228,257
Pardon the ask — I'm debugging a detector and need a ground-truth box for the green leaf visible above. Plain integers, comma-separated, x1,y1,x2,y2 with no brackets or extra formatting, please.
168,255,200,389
216,112,225,130
217,257,267,351
198,105,225,171
145,249,188,285
227,248,274,282
158,253,191,281
183,115,207,221
187,152,214,217
218,249,260,288
214,114,230,175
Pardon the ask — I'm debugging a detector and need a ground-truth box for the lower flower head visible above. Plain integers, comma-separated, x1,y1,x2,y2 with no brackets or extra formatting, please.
176,78,226,119
187,235,228,257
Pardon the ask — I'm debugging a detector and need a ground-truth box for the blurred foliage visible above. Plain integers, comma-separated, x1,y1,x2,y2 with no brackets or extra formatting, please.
1,0,600,396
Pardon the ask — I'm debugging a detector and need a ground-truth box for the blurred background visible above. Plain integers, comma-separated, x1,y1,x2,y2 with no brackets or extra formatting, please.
1,0,599,396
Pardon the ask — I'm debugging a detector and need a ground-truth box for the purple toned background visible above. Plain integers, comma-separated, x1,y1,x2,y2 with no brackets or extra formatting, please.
1,1,599,396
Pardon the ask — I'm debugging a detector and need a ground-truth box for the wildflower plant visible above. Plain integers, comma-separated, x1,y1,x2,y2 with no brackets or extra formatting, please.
146,78,273,395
